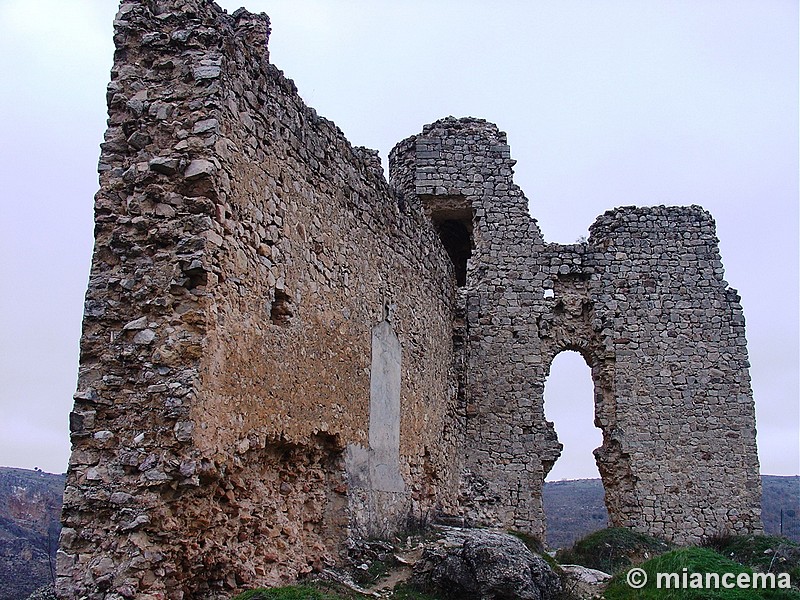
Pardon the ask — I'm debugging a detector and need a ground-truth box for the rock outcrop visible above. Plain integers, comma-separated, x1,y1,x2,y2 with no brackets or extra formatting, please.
0,468,64,600
412,528,561,600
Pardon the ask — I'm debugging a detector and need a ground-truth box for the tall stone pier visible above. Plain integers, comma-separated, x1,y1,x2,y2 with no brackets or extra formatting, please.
57,1,761,598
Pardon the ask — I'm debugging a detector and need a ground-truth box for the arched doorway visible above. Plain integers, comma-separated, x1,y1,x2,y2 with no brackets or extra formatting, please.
542,350,609,549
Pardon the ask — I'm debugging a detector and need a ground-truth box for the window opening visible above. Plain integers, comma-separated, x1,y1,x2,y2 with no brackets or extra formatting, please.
543,350,609,549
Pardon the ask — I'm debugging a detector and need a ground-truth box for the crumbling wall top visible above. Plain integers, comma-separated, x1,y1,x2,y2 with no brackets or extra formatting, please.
589,204,717,241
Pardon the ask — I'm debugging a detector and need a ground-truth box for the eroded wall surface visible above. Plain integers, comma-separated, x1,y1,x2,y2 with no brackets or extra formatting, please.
58,2,462,598
389,117,762,545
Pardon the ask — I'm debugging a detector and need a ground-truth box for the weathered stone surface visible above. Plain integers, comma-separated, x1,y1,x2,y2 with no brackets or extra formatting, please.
412,528,561,600
192,65,221,80
559,564,611,599
58,0,761,598
183,158,215,180
148,156,179,175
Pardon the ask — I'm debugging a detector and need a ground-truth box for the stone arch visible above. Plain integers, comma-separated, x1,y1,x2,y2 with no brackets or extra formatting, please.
543,343,636,532
542,346,602,481
538,292,637,534
391,117,761,545
541,347,611,544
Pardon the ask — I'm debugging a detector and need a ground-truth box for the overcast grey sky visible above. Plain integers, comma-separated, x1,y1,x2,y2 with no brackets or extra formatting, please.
0,1,797,479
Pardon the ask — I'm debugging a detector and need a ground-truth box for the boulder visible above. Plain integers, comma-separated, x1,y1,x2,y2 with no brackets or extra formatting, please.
412,528,561,600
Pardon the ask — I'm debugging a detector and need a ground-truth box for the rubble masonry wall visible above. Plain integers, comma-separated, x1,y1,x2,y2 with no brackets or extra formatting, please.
58,2,462,598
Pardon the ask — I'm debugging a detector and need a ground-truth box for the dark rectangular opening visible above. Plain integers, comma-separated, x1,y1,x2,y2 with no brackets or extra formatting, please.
421,196,474,287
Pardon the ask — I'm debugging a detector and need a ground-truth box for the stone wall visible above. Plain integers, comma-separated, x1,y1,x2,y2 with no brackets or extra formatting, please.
390,118,762,545
59,1,761,598
58,2,462,598
587,206,761,542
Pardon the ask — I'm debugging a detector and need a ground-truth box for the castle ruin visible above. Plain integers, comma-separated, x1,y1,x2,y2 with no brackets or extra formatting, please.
57,2,762,598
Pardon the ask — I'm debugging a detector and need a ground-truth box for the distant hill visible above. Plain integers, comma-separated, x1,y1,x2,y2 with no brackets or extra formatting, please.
761,475,800,541
543,478,609,549
0,467,65,600
543,475,800,549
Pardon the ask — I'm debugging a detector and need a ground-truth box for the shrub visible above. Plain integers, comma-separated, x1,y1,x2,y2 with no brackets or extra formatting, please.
555,526,671,574
703,533,800,584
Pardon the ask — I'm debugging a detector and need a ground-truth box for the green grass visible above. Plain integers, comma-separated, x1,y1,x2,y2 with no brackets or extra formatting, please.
389,582,444,600
555,526,671,574
231,582,445,600
231,586,333,600
231,583,364,600
352,557,392,585
704,533,800,583
604,547,800,600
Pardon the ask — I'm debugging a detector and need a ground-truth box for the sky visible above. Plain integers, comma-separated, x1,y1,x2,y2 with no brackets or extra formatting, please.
0,1,797,480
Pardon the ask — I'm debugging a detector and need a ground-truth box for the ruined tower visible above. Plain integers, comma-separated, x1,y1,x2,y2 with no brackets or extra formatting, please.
57,1,761,598
390,118,762,543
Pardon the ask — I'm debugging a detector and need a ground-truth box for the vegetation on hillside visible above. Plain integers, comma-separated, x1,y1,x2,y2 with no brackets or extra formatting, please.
761,477,800,541
543,478,609,549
